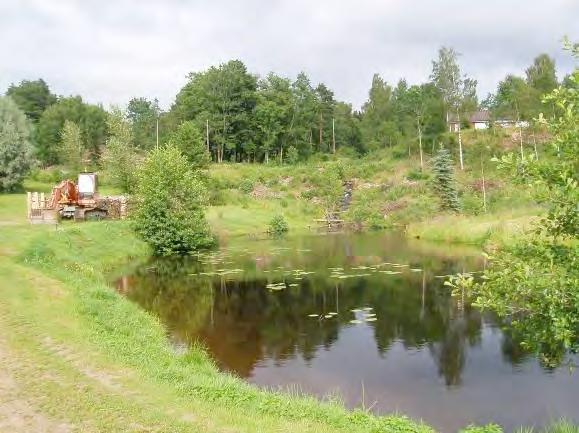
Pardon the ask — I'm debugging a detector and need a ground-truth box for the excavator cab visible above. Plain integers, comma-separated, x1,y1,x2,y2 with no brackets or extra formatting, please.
78,172,97,200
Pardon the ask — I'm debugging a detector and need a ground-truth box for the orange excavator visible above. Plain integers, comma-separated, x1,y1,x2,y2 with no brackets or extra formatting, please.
49,173,109,219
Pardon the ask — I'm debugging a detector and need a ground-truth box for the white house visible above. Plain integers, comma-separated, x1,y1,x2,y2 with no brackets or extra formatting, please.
448,110,490,132
448,110,529,132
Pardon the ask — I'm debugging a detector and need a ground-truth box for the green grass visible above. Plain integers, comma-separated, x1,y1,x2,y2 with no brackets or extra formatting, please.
0,192,432,433
207,200,316,238
406,207,541,246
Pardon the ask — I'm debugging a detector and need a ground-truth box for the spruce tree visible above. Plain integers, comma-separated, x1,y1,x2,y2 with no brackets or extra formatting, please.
432,145,460,212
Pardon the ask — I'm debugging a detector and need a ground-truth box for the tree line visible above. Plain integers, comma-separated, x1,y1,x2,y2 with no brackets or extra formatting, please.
0,47,571,191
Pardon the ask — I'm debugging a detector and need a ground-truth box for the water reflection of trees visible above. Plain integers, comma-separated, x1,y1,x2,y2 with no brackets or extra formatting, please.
117,235,538,386
122,258,213,343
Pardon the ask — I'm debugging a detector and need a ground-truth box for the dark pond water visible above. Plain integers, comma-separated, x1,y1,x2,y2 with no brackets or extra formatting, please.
115,232,579,432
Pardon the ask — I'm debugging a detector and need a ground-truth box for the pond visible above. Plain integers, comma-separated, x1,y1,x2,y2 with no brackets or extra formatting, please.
115,232,579,432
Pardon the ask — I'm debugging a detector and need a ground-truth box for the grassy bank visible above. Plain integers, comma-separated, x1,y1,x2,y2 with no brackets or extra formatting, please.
0,193,432,432
405,207,541,246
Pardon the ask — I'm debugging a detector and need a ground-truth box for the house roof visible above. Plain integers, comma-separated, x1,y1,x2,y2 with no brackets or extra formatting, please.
448,110,490,124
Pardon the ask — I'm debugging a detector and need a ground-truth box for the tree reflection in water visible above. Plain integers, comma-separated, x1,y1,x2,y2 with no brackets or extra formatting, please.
117,232,534,387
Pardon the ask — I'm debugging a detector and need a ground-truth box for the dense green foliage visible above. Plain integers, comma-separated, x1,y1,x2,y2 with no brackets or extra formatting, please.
0,96,33,191
431,146,460,211
35,96,108,165
59,120,84,173
167,120,211,169
5,79,56,123
101,109,138,193
268,214,289,235
133,144,214,255
455,47,578,366
169,62,362,163
2,48,567,172
430,47,478,118
127,97,159,150
486,53,559,123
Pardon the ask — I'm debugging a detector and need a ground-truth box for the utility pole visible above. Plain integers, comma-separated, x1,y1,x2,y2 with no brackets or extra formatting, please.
156,116,159,149
332,118,336,154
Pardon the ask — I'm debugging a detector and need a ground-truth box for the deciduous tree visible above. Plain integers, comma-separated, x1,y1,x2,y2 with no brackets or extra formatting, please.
59,120,84,173
168,121,210,170
133,143,214,255
127,97,159,150
6,79,56,123
101,108,138,193
431,47,478,170
0,97,34,191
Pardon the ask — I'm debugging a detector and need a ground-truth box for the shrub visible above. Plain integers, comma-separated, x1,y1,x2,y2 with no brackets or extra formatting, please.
406,168,430,181
391,143,409,159
239,178,254,194
336,146,359,159
132,144,214,256
459,424,503,433
268,214,289,235
208,188,226,206
29,167,64,184
286,146,299,164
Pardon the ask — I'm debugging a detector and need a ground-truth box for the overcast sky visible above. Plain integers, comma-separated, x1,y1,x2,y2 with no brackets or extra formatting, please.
1,0,577,110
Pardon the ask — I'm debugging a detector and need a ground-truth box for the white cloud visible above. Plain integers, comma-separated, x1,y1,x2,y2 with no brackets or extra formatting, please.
1,0,577,110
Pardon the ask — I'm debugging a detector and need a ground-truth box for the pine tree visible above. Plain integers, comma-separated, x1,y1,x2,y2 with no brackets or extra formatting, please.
432,145,460,212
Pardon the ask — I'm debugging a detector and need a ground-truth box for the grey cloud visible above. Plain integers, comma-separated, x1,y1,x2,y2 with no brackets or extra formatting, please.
1,0,577,110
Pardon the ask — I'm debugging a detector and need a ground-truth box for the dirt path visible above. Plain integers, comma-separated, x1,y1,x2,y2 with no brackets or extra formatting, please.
0,333,73,433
